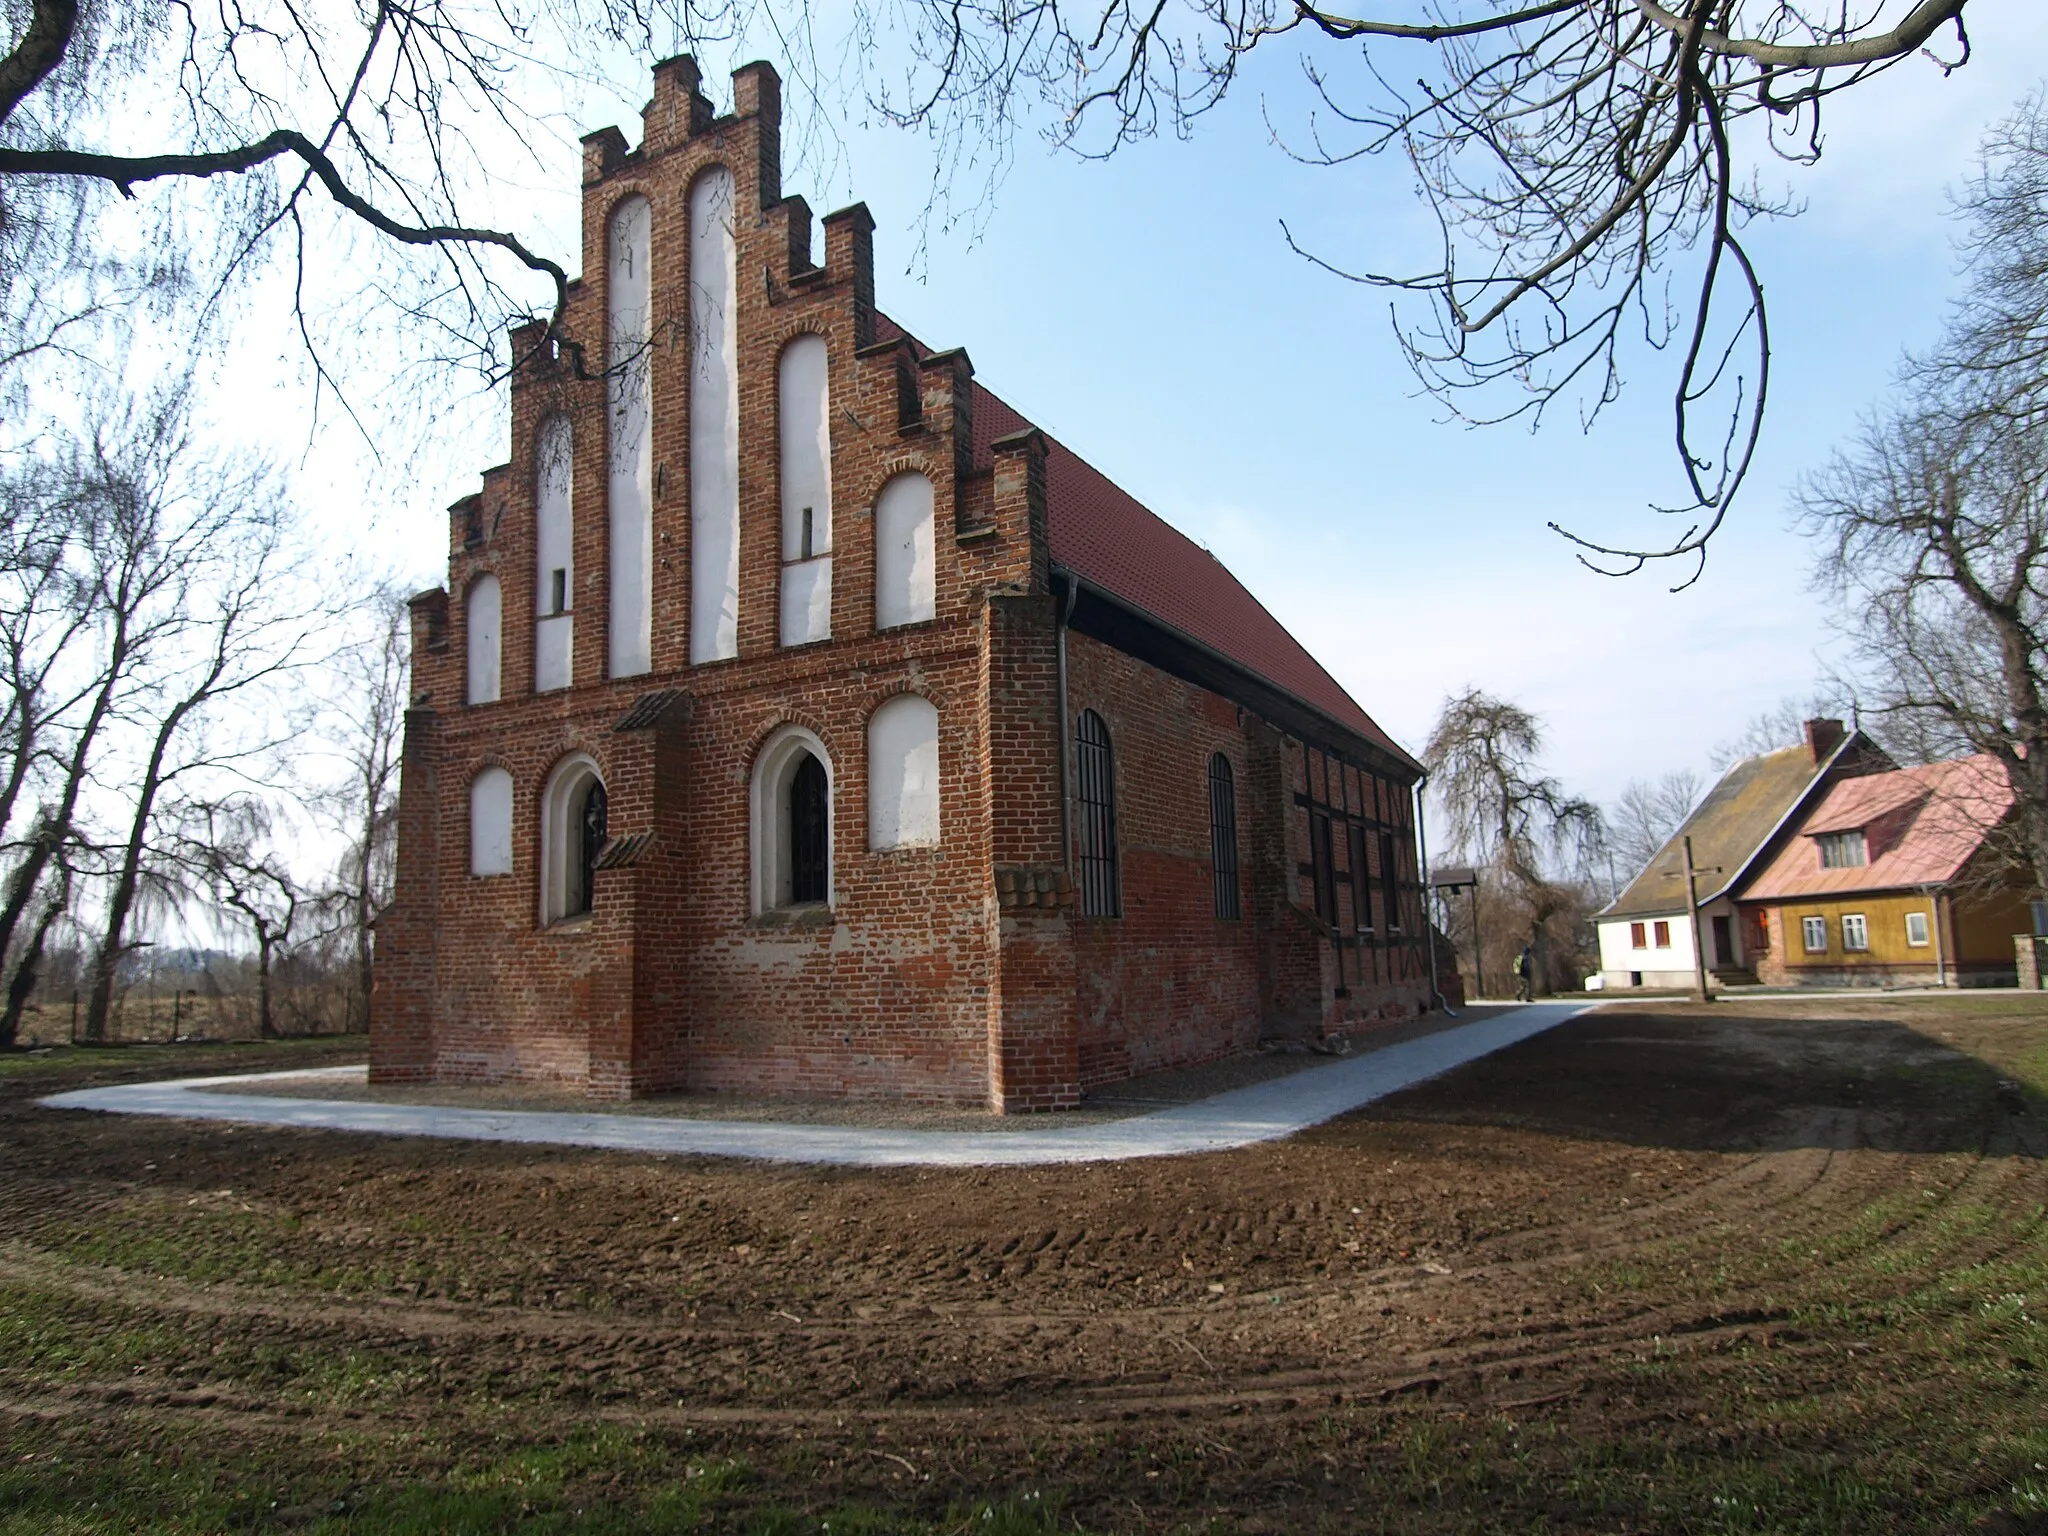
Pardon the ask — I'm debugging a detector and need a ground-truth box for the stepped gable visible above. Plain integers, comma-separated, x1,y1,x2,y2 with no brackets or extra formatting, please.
874,315,1414,769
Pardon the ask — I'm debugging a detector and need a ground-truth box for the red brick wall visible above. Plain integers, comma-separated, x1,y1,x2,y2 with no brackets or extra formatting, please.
1065,634,1265,1086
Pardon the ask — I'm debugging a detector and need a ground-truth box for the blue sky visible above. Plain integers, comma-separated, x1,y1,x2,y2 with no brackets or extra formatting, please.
294,1,2048,809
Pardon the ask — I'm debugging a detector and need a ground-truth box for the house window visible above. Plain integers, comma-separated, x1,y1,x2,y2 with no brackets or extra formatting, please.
1652,920,1671,948
751,726,834,912
1842,913,1869,952
1817,830,1868,869
539,755,606,924
1905,910,1930,948
469,767,513,877
1210,754,1241,921
1802,915,1828,954
868,694,940,849
1075,709,1119,917
1630,921,1647,949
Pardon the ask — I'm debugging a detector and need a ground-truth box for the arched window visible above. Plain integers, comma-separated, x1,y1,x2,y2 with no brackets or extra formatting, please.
751,727,834,912
469,767,514,877
534,414,574,692
1075,709,1119,917
540,755,607,924
874,472,935,629
778,334,833,646
790,755,828,902
465,574,501,705
868,694,940,849
1208,753,1240,920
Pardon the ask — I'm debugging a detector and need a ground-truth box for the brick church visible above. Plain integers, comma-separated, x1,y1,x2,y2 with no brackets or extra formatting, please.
371,57,1436,1110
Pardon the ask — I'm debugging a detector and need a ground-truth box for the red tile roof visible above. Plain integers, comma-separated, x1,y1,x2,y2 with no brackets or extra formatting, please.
882,322,1412,768
1741,755,2013,900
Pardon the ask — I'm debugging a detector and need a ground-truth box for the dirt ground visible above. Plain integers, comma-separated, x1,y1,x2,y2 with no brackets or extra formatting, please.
3,997,2046,1533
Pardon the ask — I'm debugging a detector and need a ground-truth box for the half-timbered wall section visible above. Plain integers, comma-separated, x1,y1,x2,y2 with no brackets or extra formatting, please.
1295,745,1426,1001
371,55,1430,1110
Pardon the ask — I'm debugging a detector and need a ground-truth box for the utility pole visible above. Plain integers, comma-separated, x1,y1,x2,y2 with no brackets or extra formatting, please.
1681,836,1722,1005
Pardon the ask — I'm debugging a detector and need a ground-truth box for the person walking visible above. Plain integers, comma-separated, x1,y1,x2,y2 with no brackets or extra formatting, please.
1514,944,1536,1002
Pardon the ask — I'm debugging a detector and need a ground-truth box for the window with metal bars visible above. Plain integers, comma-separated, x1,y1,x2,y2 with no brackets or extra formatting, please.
1075,710,1120,917
1310,810,1337,926
1208,754,1240,920
1349,823,1373,933
788,753,829,903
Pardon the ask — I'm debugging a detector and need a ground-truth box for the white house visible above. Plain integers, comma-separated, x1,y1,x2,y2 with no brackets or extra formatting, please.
1595,720,1890,990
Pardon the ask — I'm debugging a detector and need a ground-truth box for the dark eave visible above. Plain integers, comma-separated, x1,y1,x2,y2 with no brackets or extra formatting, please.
1057,567,1422,785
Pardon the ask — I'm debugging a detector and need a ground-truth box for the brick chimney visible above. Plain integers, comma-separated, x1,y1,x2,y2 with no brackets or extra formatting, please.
1804,717,1845,765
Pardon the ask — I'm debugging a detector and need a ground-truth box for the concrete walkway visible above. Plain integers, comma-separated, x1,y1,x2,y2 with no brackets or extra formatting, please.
41,1001,1594,1168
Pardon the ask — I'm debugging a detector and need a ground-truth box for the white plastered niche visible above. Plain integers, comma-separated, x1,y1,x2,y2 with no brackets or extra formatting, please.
689,167,741,664
868,694,940,848
874,472,935,629
606,195,653,679
778,333,832,646
469,766,514,876
465,573,501,705
534,413,574,692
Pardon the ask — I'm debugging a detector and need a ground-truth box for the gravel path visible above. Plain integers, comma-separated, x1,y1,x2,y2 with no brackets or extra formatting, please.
41,1002,1592,1166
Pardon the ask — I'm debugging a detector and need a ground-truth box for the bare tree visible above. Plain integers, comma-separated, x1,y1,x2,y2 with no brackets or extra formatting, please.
1607,770,1703,881
167,797,300,1039
0,1,1990,554
1707,694,1852,770
0,0,785,409
320,592,407,1033
877,0,1974,578
1800,91,2048,898
0,395,220,1014
1425,688,1602,992
75,443,334,1044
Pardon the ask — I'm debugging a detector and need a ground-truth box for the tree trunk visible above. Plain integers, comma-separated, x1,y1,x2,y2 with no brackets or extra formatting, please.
256,928,275,1039
0,883,62,1047
82,692,200,1042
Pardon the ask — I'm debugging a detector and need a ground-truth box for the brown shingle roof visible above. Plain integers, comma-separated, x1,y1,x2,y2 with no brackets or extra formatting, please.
1603,740,1849,919
884,320,1413,768
1741,755,2013,899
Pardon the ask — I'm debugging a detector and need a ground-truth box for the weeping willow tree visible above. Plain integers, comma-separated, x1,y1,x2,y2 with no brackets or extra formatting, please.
1425,689,1604,994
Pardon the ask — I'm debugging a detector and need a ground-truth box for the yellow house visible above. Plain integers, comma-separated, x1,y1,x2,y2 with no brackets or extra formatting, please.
1738,754,2029,987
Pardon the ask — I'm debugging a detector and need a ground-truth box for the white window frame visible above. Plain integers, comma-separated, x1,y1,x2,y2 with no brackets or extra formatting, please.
1905,910,1931,948
539,752,605,926
1841,912,1869,953
750,725,834,914
1801,915,1828,954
